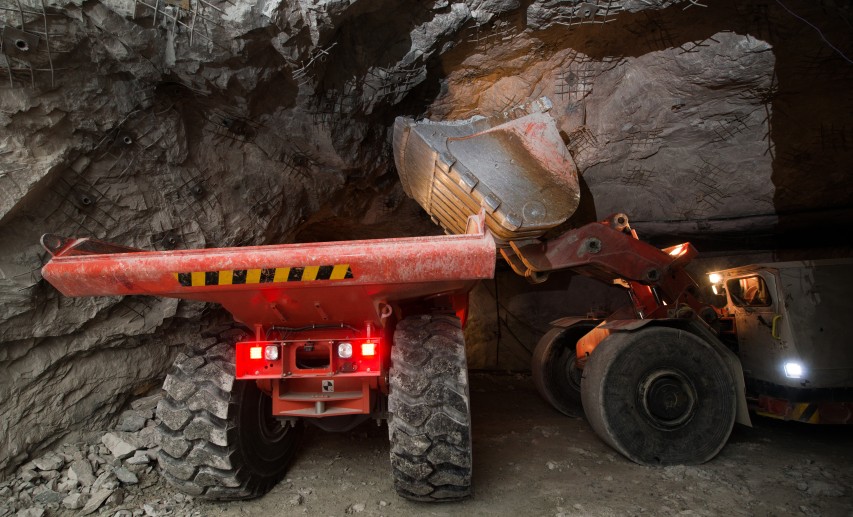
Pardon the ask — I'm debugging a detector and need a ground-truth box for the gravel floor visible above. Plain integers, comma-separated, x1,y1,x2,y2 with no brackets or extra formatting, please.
197,373,853,517
4,373,852,517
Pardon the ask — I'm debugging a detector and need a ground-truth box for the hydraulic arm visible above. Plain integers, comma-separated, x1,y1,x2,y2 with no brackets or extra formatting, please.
502,213,707,320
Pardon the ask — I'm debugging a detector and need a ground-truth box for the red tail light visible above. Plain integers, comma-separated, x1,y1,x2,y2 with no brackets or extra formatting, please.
249,346,263,360
361,342,376,357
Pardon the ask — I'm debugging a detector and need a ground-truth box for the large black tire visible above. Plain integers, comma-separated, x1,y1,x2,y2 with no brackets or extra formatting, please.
531,323,599,418
156,338,302,500
388,315,473,502
580,327,736,465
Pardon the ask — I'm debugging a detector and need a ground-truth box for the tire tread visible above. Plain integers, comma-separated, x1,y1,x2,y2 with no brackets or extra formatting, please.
156,333,300,500
388,315,473,502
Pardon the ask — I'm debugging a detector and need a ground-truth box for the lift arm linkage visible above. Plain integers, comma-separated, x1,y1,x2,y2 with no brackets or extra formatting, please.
501,214,705,319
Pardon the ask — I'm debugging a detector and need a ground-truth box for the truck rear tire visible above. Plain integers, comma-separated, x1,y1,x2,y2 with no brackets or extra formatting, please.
580,327,735,465
388,315,473,502
531,323,598,417
156,338,302,500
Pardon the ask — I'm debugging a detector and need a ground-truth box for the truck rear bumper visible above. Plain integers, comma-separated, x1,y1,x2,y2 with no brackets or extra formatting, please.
236,336,384,418
272,377,378,418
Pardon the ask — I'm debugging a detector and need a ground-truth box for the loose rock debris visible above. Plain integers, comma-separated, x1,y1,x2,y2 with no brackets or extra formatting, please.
1,374,851,517
0,390,200,517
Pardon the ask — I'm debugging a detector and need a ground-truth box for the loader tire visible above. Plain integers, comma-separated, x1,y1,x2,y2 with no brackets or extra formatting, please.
581,327,735,466
531,323,598,418
156,337,301,500
388,315,473,502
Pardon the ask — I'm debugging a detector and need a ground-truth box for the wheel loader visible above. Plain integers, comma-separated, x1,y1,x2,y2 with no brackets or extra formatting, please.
40,97,851,503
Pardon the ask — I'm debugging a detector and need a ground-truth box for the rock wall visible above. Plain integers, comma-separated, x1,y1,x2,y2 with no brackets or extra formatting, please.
1,0,851,476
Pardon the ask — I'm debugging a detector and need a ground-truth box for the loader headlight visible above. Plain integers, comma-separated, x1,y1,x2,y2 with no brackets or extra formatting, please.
708,273,724,296
784,361,804,379
264,345,280,361
337,342,353,359
668,244,685,256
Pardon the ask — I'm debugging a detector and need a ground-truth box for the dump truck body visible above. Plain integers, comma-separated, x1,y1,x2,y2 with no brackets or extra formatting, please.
42,222,495,330
42,227,493,418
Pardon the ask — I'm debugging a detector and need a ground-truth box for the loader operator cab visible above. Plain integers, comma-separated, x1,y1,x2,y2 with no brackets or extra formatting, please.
707,261,853,424
727,275,772,307
708,269,786,384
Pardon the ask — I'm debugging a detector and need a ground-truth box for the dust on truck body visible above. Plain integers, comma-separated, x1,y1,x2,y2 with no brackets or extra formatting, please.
41,218,495,502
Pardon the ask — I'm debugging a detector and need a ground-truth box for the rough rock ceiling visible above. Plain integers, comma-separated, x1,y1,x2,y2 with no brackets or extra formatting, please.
0,0,851,475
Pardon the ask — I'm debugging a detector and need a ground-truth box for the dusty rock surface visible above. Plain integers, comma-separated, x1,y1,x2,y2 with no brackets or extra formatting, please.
2,374,852,517
1,0,852,478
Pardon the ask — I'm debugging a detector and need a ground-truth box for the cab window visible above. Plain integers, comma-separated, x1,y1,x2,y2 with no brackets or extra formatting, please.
726,275,772,307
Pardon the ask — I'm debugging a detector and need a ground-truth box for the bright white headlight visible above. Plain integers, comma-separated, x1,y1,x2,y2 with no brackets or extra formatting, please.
337,342,353,359
784,362,804,379
264,345,279,361
708,273,722,284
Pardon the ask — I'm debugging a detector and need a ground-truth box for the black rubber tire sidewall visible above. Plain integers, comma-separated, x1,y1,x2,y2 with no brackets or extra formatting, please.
233,379,301,481
157,338,302,500
532,324,598,417
581,327,736,465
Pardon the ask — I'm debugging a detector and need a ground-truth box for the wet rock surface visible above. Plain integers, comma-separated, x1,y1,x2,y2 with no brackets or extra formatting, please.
1,0,852,478
1,375,851,517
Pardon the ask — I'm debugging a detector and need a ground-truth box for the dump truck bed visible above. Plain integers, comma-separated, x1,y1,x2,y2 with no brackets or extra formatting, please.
41,215,496,327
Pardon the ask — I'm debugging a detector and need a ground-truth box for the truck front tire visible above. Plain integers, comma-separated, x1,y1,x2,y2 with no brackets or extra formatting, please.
157,338,301,500
388,315,473,501
581,327,736,465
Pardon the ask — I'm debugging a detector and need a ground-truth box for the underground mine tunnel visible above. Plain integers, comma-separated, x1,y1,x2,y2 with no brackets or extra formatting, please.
1,0,852,515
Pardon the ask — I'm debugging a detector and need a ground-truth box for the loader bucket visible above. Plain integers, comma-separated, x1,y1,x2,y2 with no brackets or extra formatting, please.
393,99,580,245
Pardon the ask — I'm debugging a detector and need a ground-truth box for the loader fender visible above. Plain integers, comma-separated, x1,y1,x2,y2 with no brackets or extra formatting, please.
599,318,752,427
549,316,600,329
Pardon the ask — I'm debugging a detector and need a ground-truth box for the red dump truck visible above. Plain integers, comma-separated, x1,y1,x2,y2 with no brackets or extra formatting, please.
41,216,495,502
43,99,849,503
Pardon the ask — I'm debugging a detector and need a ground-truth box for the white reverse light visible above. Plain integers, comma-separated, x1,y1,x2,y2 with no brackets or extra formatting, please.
264,345,280,361
708,273,722,284
784,361,804,379
337,342,353,359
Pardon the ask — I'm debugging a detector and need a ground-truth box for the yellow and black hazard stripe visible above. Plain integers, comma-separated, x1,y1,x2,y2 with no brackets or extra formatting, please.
792,402,819,424
757,401,820,424
175,264,353,287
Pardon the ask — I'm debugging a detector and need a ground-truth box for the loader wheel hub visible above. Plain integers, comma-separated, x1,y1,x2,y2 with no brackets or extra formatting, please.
639,370,696,428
